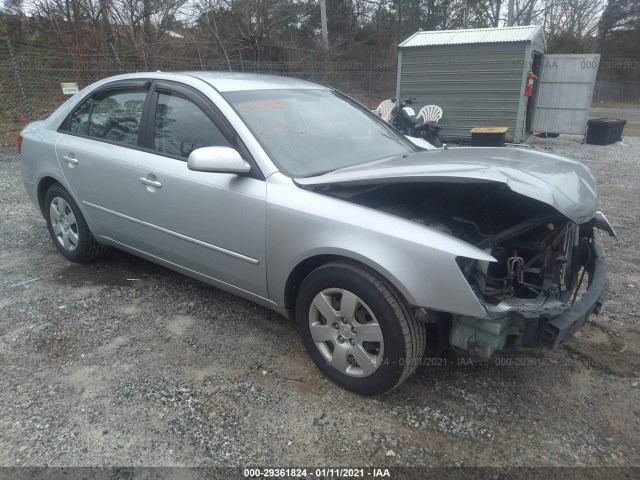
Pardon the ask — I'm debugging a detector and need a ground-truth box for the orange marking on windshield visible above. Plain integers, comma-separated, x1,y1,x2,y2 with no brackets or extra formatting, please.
244,100,287,110
258,121,288,135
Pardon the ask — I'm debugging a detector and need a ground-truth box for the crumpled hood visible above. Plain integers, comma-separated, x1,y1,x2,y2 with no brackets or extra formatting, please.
295,147,598,224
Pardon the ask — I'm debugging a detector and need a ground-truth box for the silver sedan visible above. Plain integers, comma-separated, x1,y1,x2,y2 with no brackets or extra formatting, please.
20,72,615,394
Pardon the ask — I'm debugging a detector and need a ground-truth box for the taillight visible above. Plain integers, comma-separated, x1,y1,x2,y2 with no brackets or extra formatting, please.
17,135,23,154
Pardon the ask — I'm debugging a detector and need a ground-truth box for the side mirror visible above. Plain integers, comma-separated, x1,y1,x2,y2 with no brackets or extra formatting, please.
187,146,251,174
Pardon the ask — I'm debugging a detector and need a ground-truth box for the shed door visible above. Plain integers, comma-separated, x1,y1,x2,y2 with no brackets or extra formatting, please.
530,54,600,134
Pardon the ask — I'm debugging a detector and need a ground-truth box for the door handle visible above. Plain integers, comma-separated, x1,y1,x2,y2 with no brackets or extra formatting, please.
62,155,78,165
139,177,162,188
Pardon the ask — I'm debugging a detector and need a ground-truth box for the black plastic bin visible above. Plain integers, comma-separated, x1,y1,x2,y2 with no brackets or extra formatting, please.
586,118,626,145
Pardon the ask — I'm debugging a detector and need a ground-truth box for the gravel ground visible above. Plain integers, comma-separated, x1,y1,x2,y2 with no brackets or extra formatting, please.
0,137,639,472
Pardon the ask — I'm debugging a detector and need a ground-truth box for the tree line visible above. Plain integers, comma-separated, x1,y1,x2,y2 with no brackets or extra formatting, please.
1,0,639,78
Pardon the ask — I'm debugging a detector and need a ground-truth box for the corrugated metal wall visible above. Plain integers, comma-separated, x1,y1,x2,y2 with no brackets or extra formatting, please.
398,42,529,141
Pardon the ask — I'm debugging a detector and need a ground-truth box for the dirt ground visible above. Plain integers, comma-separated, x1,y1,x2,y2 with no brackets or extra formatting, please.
0,135,639,474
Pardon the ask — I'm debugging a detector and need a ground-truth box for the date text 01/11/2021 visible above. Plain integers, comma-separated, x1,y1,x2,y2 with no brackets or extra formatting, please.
243,467,391,477
362,356,539,368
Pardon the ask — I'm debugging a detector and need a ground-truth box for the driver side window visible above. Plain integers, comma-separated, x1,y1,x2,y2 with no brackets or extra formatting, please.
68,89,147,147
153,93,231,159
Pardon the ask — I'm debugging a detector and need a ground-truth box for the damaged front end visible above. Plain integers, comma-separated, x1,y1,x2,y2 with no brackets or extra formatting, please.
296,147,616,360
451,210,611,359
335,181,614,359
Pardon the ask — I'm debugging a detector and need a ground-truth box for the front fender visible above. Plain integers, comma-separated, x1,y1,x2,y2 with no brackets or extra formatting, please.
266,180,492,318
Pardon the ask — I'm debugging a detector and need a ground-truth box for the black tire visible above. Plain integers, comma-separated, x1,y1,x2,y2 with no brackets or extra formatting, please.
547,133,560,138
44,183,108,263
295,261,426,395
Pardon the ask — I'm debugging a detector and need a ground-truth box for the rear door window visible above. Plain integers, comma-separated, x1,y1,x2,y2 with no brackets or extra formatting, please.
66,88,147,147
69,100,91,135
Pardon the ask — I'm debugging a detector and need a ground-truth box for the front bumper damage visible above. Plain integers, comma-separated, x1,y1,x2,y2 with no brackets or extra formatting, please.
449,240,607,360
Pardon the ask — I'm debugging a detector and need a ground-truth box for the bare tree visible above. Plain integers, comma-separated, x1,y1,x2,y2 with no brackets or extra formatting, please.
320,0,328,51
194,0,233,69
470,0,504,27
109,0,188,53
545,0,603,38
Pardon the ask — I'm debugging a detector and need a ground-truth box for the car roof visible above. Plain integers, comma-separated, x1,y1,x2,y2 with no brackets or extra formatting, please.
178,72,325,92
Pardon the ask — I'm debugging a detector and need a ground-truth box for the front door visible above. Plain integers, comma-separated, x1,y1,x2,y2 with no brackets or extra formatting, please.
133,83,268,297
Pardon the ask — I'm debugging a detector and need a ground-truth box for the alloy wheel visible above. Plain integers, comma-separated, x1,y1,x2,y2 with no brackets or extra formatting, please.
49,196,79,251
308,288,384,377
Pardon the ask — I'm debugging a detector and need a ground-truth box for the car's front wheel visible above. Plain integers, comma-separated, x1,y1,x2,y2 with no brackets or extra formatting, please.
295,262,426,395
44,183,108,263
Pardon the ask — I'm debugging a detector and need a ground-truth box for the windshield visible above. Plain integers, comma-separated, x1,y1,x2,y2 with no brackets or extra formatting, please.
223,89,417,177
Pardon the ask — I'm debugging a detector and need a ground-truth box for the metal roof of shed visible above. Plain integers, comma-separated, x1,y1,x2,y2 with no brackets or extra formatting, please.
399,25,544,47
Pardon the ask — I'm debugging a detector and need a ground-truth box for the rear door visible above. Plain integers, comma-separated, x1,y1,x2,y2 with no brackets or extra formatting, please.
530,54,600,135
55,81,150,242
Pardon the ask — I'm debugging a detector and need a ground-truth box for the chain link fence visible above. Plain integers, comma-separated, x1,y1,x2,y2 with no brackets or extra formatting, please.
6,39,636,146
0,38,397,145
593,79,640,105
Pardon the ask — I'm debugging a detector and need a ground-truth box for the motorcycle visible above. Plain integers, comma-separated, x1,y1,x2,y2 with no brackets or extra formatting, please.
390,97,443,148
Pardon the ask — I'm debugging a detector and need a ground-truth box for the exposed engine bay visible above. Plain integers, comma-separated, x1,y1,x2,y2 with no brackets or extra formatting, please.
308,181,609,360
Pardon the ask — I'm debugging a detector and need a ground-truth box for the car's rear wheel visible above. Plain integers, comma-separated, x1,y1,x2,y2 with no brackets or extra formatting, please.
295,261,426,395
44,183,108,263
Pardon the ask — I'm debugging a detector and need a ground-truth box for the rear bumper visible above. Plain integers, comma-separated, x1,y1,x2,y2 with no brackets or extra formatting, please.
21,166,39,208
